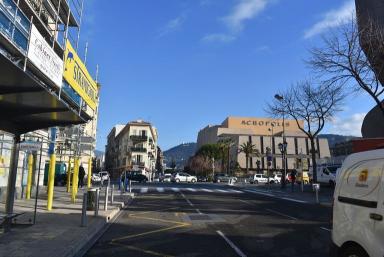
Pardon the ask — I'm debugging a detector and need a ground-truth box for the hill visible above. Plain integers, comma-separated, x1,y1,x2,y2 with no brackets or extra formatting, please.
163,143,197,168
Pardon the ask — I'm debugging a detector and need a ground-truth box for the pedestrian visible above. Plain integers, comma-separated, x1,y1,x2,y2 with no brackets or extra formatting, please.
78,164,85,188
290,170,296,192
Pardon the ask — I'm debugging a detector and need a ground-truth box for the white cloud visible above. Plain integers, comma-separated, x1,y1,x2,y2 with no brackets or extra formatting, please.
158,15,186,37
202,0,270,44
201,33,236,43
304,0,355,39
328,113,366,136
224,0,268,33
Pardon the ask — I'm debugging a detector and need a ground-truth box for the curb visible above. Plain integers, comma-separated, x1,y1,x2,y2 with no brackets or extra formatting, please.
71,196,135,257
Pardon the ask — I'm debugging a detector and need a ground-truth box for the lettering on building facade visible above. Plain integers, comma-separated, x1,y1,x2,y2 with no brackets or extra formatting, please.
241,120,290,127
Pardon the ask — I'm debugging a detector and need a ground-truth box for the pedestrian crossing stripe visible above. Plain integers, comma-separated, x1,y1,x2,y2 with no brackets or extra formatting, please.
134,188,243,194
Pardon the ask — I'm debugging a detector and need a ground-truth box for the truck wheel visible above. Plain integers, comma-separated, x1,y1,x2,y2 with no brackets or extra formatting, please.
191,179,196,183
176,179,180,183
341,245,368,257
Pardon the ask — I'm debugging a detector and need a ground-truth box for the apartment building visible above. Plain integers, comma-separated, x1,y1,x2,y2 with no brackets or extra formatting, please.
105,120,158,180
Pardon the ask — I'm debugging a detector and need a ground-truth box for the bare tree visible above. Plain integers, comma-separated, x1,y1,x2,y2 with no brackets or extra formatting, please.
268,80,344,183
308,18,384,116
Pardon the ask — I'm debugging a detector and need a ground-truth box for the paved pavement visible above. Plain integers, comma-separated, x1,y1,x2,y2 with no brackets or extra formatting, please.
86,182,332,257
0,186,131,257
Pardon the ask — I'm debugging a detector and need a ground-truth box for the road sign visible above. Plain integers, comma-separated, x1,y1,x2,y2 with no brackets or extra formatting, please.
20,141,42,152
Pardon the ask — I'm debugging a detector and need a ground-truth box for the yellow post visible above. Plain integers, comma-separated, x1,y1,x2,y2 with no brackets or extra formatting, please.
87,157,92,189
71,158,79,203
66,158,71,193
26,154,34,200
47,153,56,210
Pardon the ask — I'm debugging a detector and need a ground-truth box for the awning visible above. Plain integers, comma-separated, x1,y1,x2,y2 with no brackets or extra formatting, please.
0,52,90,135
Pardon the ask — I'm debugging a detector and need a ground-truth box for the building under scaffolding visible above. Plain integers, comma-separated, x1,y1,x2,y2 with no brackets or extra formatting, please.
0,0,100,223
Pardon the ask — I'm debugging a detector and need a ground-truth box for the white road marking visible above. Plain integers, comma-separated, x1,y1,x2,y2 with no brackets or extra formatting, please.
216,230,247,257
228,189,243,193
156,187,164,193
320,227,331,232
186,188,196,192
196,209,203,215
171,187,180,192
140,187,148,193
216,189,229,193
265,208,298,221
244,189,274,197
281,197,307,204
239,200,252,205
180,192,201,214
201,188,213,192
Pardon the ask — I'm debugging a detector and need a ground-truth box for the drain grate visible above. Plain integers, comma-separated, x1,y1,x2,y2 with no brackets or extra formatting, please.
189,215,211,220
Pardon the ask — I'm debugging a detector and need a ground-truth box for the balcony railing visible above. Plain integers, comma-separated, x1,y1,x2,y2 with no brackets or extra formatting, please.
130,135,147,142
131,162,145,167
0,0,30,54
131,147,147,153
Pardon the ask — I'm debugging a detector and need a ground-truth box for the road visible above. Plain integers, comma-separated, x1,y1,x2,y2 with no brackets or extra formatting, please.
86,182,332,257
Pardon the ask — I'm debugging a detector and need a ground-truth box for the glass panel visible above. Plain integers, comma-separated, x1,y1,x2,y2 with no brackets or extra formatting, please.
12,27,28,51
0,10,11,37
1,0,17,17
15,10,30,33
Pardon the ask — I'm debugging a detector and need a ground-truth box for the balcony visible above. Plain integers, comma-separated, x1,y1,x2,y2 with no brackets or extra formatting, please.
131,162,145,167
130,135,147,142
131,147,147,153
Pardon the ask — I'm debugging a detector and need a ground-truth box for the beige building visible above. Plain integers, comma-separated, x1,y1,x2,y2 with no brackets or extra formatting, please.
197,117,331,173
105,120,158,180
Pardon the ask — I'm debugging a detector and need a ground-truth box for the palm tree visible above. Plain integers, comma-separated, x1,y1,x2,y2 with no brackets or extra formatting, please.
238,142,259,173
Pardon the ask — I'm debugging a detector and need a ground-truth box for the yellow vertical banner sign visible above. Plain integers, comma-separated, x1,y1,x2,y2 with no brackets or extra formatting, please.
63,40,98,110
26,154,34,200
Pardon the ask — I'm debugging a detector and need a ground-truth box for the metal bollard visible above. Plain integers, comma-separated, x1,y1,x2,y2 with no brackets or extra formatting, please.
110,184,114,205
95,188,100,217
81,193,87,227
129,180,132,193
104,186,109,211
313,183,320,204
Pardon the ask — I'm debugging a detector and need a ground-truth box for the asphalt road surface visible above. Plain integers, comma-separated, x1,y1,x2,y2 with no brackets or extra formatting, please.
86,182,332,257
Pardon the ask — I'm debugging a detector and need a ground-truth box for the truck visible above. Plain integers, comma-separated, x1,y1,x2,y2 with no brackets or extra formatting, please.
310,164,341,187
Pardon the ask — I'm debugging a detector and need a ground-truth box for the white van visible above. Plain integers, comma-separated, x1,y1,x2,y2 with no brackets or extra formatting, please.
315,164,340,187
331,149,384,257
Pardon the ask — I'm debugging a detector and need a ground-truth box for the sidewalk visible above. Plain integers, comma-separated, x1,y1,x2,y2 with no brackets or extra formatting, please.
232,182,334,205
0,186,132,257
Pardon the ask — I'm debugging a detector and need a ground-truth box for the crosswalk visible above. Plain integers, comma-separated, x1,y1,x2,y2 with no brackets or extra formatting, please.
132,187,244,194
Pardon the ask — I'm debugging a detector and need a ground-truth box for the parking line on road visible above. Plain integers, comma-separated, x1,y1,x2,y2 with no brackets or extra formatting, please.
228,189,243,193
186,188,196,192
216,230,247,257
265,208,298,221
140,187,148,193
216,189,229,193
171,187,180,192
320,227,331,232
201,189,213,192
157,187,165,193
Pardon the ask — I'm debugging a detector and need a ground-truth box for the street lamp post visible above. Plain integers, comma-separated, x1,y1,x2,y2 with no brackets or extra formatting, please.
278,141,288,189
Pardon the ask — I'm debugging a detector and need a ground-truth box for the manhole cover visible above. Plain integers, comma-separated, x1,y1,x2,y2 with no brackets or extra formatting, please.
189,215,211,220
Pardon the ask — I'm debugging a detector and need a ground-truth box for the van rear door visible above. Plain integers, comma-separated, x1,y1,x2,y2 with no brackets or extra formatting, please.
337,158,384,255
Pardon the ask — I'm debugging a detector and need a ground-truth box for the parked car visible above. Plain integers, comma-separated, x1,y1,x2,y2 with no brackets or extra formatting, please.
249,174,269,184
316,164,340,187
197,176,208,182
331,149,384,257
213,173,237,183
125,172,148,183
99,171,110,181
295,171,310,184
271,173,282,183
91,173,101,182
161,174,172,182
171,172,197,183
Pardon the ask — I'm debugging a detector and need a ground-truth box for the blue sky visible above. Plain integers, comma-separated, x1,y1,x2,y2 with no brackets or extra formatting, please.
78,0,374,151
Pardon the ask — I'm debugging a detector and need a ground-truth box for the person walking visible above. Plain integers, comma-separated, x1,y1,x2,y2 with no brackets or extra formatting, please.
290,170,296,192
78,164,85,188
